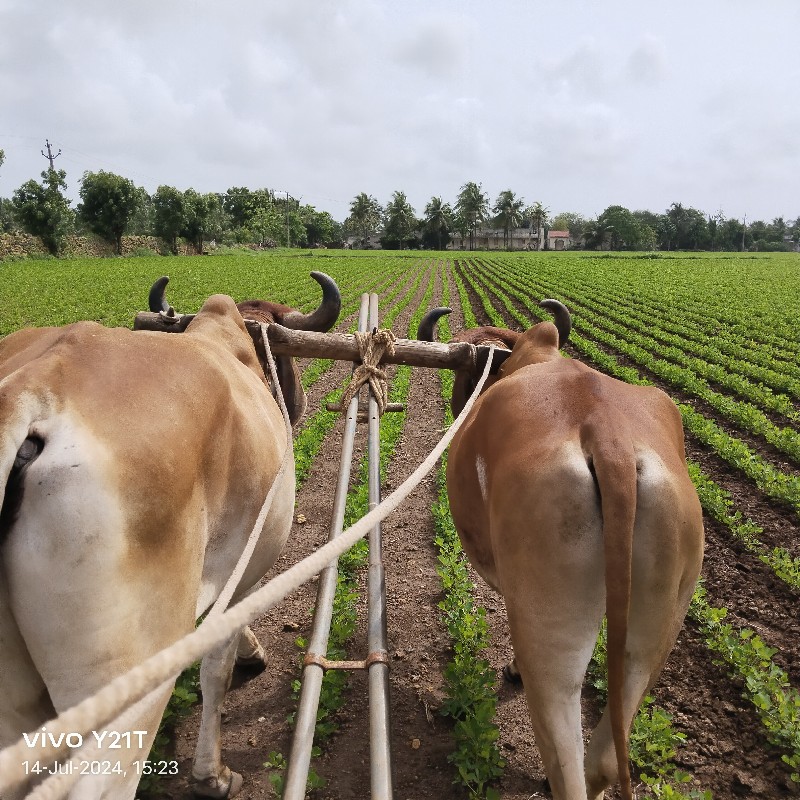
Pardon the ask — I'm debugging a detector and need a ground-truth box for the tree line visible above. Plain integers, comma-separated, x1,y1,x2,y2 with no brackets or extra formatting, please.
345,183,800,253
0,156,797,256
0,166,343,255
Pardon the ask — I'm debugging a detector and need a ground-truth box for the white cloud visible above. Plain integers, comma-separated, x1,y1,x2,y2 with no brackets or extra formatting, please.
1,0,800,222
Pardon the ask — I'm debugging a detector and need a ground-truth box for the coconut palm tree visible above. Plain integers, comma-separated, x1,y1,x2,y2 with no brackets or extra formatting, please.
424,196,453,250
455,181,489,251
493,189,525,250
347,192,382,248
526,201,549,250
382,190,417,249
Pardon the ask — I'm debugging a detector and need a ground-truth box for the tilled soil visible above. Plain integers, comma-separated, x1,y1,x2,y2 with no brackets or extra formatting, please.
152,260,798,800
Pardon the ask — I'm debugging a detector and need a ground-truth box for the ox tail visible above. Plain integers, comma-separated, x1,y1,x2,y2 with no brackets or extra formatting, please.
0,382,50,541
587,429,637,800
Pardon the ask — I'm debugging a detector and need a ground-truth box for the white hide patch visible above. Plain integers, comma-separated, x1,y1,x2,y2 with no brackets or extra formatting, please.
476,453,489,502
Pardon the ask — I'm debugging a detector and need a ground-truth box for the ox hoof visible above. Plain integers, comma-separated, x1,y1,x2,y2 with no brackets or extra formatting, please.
235,652,267,673
193,770,243,799
502,663,523,685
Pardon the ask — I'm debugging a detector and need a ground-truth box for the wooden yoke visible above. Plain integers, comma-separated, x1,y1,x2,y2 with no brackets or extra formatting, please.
133,312,510,375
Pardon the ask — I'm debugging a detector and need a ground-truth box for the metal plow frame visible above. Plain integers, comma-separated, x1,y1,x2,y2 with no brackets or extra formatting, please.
132,295,508,799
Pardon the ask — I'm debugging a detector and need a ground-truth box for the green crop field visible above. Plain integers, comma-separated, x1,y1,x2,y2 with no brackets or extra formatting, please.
1,249,798,798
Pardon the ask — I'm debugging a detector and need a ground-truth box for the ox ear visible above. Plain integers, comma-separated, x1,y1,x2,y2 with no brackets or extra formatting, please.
272,355,307,428
538,299,571,348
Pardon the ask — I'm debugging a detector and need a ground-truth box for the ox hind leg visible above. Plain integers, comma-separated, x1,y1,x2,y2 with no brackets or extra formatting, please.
0,570,55,800
492,462,606,800
192,632,244,798
584,469,703,799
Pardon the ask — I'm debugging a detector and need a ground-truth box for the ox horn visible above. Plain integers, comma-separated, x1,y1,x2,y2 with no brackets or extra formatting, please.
416,307,452,342
281,271,342,332
539,299,572,348
148,276,175,315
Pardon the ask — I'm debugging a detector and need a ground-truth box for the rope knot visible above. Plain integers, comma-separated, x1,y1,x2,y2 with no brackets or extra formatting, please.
339,327,396,415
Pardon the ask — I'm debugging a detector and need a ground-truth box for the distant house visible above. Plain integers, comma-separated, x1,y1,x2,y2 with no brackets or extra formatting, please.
449,226,542,251
547,230,573,250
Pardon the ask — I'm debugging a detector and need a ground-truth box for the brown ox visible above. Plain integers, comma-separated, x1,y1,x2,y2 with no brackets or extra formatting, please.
0,273,340,799
419,302,704,800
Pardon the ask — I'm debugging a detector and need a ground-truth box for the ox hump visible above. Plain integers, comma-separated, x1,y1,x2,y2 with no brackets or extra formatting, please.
499,322,562,375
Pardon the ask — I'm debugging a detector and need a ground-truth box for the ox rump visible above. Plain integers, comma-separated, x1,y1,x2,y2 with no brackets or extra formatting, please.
419,301,704,800
0,273,340,799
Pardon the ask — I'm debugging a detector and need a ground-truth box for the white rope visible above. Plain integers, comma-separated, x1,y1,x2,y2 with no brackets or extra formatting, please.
338,328,396,415
0,346,495,797
207,322,294,618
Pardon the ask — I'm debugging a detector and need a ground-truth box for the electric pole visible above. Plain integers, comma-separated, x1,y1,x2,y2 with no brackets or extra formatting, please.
741,214,747,252
41,139,61,171
286,190,290,248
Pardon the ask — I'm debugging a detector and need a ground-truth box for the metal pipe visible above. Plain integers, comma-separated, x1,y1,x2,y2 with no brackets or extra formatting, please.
367,293,394,799
283,295,370,800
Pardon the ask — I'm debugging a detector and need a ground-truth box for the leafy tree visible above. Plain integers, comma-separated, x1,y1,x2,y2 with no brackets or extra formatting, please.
381,191,417,249
666,202,689,249
127,188,155,236
0,198,16,232
526,201,549,250
492,189,525,250
346,192,382,248
582,217,614,250
550,211,587,240
77,171,142,254
223,186,256,229
181,190,221,253
455,182,489,251
153,185,186,254
705,209,725,251
718,217,745,251
789,217,800,247
249,205,285,247
12,169,74,255
592,205,654,250
302,206,341,247
423,196,453,250
664,202,708,249
0,149,5,173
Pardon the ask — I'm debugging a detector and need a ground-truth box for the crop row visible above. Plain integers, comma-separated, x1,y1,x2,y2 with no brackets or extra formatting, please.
546,253,799,361
433,263,505,799
508,255,800,389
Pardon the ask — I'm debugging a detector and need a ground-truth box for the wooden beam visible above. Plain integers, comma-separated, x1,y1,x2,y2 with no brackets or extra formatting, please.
131,314,511,373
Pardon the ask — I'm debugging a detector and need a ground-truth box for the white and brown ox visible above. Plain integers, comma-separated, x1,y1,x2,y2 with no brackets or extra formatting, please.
419,302,704,800
0,272,340,799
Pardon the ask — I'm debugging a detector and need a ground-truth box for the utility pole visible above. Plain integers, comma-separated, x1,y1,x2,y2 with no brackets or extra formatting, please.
741,214,747,252
41,139,61,171
286,190,290,248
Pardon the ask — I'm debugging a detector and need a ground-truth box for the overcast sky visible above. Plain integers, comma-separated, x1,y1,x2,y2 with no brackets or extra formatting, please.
2,0,799,224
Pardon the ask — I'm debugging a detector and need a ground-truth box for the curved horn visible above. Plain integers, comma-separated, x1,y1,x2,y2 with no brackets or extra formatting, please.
416,307,452,342
539,299,572,348
281,271,341,332
148,276,173,314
